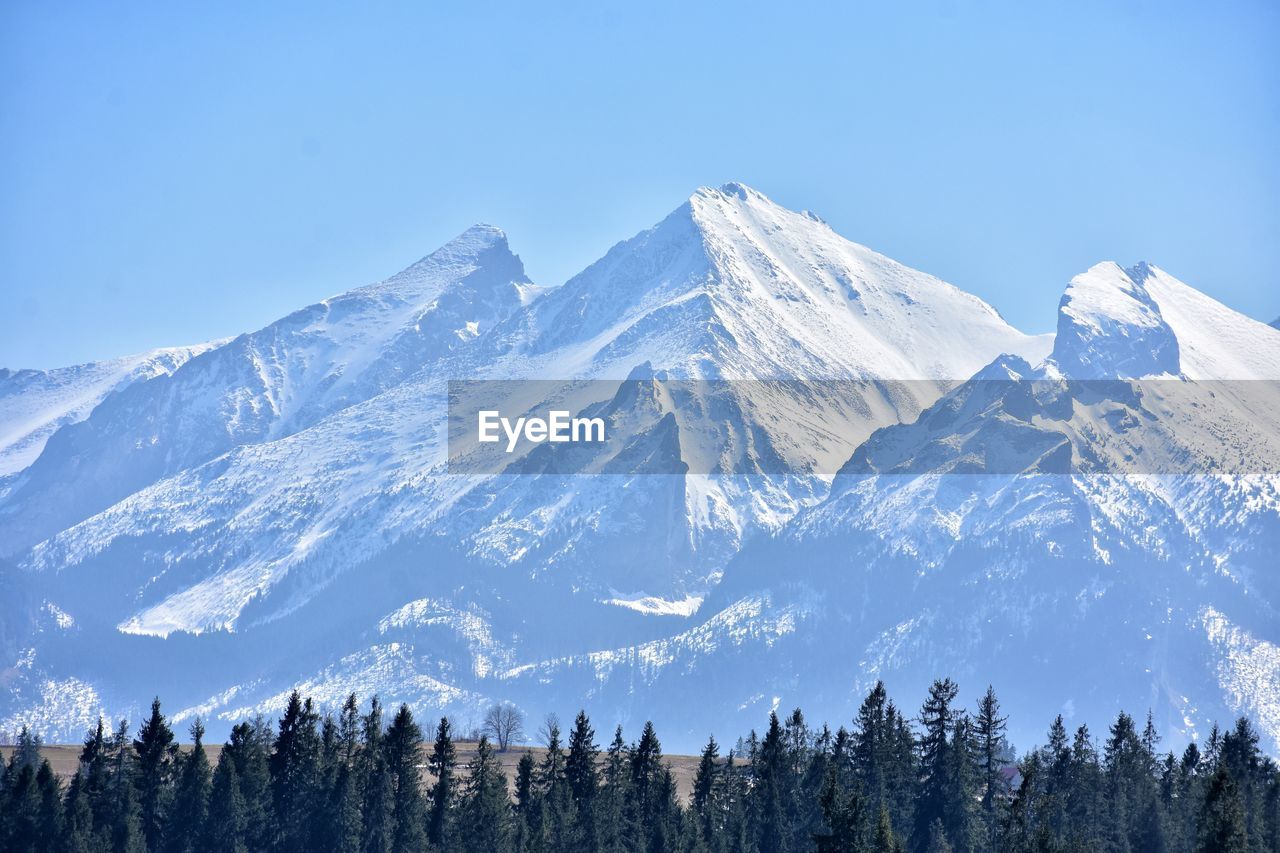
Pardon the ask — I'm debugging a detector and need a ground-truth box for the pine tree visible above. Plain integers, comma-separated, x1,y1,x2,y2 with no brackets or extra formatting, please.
1,761,40,853
360,697,392,853
34,760,64,851
875,804,905,853
166,720,211,853
326,762,365,853
597,725,631,852
270,691,322,853
942,715,977,853
11,725,43,773
754,712,790,853
912,679,959,853
1066,724,1103,850
108,718,146,853
61,756,99,852
878,699,917,839
855,683,890,810
814,761,867,852
220,719,272,853
427,716,457,848
540,718,578,852
383,704,427,853
1197,768,1246,853
1105,710,1155,852
319,713,342,809
564,710,599,848
339,693,361,766
973,686,1007,852
134,697,177,852
692,735,720,844
1220,716,1267,852
720,750,751,853
206,754,249,853
459,736,511,853
514,751,538,852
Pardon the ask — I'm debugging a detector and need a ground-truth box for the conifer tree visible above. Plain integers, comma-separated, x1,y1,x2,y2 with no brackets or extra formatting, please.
876,804,905,853
61,747,99,851
1,762,40,853
597,725,631,852
1105,710,1155,851
973,686,1007,851
514,751,538,852
427,716,457,848
2,682,1277,853
319,714,342,806
459,736,511,853
942,715,977,853
35,760,64,851
1066,724,1103,850
814,761,867,852
855,684,891,818
108,718,146,853
720,750,751,853
360,697,393,853
220,719,272,853
564,710,599,848
884,700,918,836
270,691,322,853
166,719,211,853
754,712,790,853
1197,768,1247,853
11,725,43,774
539,718,576,851
912,679,959,853
692,735,720,843
206,754,249,853
339,693,361,766
134,697,177,852
383,704,427,853
630,722,667,830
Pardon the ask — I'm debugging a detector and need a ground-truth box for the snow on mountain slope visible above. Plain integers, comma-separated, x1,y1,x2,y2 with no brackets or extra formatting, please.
18,187,1276,756
0,344,219,478
11,184,1053,646
1133,262,1280,379
643,261,1280,750
1052,261,1280,380
504,183,1052,380
0,225,534,555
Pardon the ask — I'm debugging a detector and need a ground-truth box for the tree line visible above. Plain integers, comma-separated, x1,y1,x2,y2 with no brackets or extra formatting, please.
2,678,1277,852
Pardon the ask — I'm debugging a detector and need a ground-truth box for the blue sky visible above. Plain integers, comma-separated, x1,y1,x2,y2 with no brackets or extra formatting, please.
2,1,1277,368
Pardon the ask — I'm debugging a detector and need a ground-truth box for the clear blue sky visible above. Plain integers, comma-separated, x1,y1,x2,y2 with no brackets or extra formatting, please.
3,1,1277,368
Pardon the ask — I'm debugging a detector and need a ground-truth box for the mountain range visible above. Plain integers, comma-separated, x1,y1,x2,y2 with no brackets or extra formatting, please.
2,183,1277,754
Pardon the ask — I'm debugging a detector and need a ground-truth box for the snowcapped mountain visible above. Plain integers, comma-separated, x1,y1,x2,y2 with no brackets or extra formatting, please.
595,261,1280,750
2,185,1276,756
0,224,536,556
0,344,220,479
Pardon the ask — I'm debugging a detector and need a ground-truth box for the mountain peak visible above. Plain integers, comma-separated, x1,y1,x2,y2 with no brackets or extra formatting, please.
1051,261,1280,380
1050,261,1180,378
376,223,528,304
692,181,766,203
